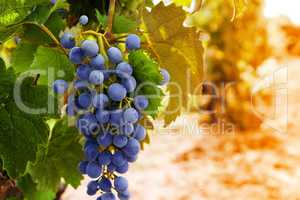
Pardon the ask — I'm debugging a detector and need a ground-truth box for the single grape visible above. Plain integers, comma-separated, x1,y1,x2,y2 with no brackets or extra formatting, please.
98,177,112,192
53,79,68,94
14,36,21,45
76,64,92,80
74,80,89,90
79,15,89,25
126,34,141,50
84,143,99,161
133,124,146,141
81,40,99,57
86,162,101,178
121,76,136,92
116,161,129,174
118,189,131,200
125,154,138,163
97,132,113,148
96,109,110,124
116,62,133,78
107,47,122,64
122,138,140,156
89,70,104,85
99,192,116,200
107,83,127,101
114,176,128,192
134,95,149,110
60,33,75,49
120,123,134,136
98,151,112,166
92,93,109,109
69,47,84,64
78,161,88,174
112,151,126,167
110,109,123,125
113,135,128,148
77,92,92,109
87,180,98,196
160,68,170,85
107,163,117,173
123,108,139,123
50,0,56,4
90,54,105,69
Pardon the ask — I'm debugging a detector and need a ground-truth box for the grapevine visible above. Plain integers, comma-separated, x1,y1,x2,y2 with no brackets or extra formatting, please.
53,12,169,200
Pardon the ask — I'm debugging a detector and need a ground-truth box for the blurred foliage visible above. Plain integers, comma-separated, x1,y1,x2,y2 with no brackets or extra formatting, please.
186,0,271,130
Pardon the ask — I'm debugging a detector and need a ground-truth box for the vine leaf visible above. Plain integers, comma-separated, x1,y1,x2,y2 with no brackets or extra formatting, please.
95,10,137,34
28,119,83,192
142,3,203,125
17,174,55,200
30,46,74,86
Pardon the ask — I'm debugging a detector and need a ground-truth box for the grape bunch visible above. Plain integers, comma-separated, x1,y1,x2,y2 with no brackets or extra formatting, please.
53,16,170,200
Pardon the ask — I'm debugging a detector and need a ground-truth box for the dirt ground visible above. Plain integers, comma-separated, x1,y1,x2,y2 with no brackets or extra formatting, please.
62,57,300,200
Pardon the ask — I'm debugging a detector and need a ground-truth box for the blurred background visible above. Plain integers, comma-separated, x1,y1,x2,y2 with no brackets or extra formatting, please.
59,0,300,199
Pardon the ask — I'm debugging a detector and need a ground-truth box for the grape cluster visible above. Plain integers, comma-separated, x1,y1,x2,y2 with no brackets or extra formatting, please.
53,18,170,200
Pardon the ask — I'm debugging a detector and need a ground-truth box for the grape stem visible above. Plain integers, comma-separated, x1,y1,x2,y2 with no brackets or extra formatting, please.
106,0,116,39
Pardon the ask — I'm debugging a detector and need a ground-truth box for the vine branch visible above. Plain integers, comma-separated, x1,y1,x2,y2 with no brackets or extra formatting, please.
106,0,116,39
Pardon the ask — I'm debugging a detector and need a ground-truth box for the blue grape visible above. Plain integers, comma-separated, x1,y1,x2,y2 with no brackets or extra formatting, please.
66,102,76,116
121,76,136,92
84,143,99,161
96,110,110,124
108,83,127,101
118,189,130,200
107,163,117,173
79,15,89,25
126,34,141,50
78,161,88,174
122,138,140,156
69,47,84,64
99,192,116,200
97,132,113,148
89,70,104,85
134,95,149,110
98,151,112,166
113,135,128,148
86,162,101,178
98,177,112,192
77,92,92,109
50,0,56,4
114,176,128,192
90,54,105,69
81,40,99,57
112,151,126,167
107,47,122,64
125,154,138,163
116,161,129,174
110,109,123,125
133,124,146,141
116,62,133,78
60,33,75,49
92,93,109,109
160,68,170,85
120,123,134,136
87,180,99,196
14,36,21,45
53,79,68,94
77,113,97,135
123,108,139,123
76,64,92,80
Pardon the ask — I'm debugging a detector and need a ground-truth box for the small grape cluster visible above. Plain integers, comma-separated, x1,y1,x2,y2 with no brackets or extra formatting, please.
53,16,170,200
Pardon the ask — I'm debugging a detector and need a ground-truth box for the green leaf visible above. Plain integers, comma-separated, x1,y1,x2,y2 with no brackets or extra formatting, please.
128,50,162,85
17,174,55,200
0,0,49,27
96,12,137,33
0,102,49,178
29,119,83,191
138,85,163,118
11,42,38,73
30,46,74,85
142,3,204,125
0,67,16,103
